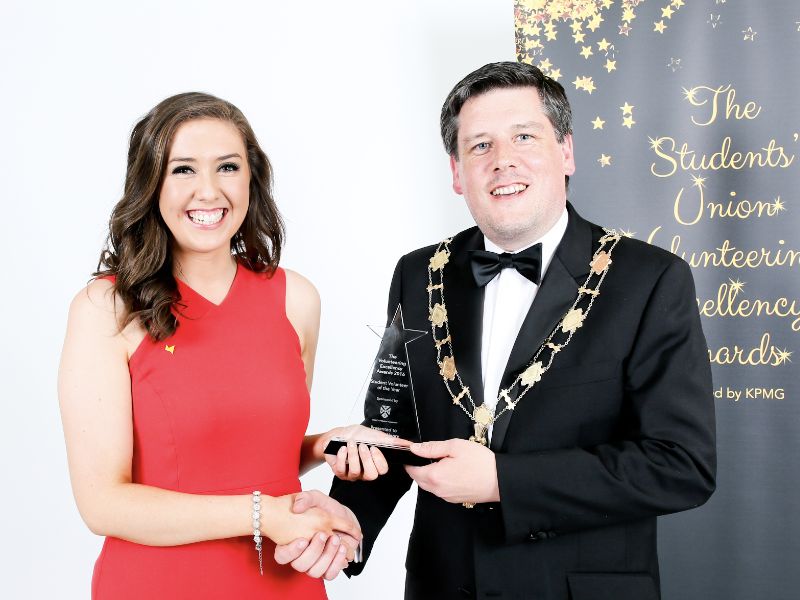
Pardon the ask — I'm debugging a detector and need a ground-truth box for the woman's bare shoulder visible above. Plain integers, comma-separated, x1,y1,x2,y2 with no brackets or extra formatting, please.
67,278,146,357
283,268,321,313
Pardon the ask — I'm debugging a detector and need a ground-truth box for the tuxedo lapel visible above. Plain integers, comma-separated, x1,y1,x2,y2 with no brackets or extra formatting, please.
491,205,594,451
443,227,485,408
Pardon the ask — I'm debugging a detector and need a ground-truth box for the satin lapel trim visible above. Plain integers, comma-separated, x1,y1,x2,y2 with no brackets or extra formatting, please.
490,205,593,451
443,227,485,408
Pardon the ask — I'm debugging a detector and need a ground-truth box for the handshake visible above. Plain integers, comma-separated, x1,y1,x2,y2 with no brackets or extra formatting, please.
272,424,409,580
271,423,500,579
272,490,362,581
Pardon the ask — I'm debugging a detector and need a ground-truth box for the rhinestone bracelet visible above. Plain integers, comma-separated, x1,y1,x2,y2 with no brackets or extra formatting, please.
252,491,263,575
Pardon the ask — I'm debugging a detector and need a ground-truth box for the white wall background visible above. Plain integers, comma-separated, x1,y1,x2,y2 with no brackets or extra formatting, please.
0,1,514,598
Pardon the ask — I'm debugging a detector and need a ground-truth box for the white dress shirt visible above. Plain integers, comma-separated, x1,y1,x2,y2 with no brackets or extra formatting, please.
480,208,569,440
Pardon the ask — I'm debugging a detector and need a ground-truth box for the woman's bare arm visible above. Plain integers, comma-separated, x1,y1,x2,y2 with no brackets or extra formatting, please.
58,279,358,547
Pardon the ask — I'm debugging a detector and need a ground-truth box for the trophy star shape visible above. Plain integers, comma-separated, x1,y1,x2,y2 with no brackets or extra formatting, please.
365,304,427,442
368,304,428,347
324,304,429,466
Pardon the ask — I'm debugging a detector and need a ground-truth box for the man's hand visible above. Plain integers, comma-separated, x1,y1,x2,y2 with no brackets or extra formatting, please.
324,425,410,481
405,439,500,505
274,490,361,580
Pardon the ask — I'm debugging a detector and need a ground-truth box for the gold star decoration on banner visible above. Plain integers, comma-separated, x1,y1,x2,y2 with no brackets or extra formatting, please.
514,0,689,95
728,278,746,294
775,348,793,365
622,7,636,23
772,197,786,212
592,116,606,130
649,136,665,151
690,174,707,190
620,101,635,129
742,26,757,41
572,75,596,94
598,154,612,167
682,86,699,102
620,228,636,238
667,57,682,72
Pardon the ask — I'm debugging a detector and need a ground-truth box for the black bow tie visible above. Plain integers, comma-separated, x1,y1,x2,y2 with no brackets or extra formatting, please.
469,243,543,287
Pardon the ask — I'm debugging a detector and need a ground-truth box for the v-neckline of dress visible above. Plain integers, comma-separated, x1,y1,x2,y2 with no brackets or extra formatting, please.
176,261,241,318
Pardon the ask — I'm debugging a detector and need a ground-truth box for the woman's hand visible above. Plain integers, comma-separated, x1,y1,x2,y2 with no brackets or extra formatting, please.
262,492,362,546
322,425,411,481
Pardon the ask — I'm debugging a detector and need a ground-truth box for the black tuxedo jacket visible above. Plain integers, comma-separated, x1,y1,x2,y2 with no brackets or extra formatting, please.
332,204,716,600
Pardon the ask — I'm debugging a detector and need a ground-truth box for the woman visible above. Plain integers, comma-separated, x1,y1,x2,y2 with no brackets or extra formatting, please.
58,92,388,598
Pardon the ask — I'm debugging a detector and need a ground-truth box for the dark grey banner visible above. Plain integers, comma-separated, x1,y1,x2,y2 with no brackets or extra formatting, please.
515,1,798,599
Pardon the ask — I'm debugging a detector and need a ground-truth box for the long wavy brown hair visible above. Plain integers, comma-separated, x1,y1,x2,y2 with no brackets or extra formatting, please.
96,92,284,341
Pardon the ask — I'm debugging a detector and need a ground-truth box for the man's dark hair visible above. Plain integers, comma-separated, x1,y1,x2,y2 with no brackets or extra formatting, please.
440,61,573,159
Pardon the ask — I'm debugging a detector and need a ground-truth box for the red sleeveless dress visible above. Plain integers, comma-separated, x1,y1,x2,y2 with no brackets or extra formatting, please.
92,265,326,599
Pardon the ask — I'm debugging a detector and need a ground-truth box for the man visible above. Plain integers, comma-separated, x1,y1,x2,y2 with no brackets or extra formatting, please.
282,61,716,599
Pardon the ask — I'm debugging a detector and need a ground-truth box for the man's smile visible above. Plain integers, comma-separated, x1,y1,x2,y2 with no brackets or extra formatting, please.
490,183,528,197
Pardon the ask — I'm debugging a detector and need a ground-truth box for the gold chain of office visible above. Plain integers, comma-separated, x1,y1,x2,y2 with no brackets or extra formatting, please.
426,229,623,449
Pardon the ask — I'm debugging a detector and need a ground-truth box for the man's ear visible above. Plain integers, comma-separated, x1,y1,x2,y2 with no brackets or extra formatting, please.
450,155,463,195
561,134,576,176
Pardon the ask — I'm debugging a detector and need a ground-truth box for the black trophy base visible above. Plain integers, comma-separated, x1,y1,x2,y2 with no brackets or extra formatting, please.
323,438,430,467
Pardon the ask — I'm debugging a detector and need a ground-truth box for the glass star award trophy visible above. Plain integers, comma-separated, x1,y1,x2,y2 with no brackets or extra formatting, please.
324,304,428,466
